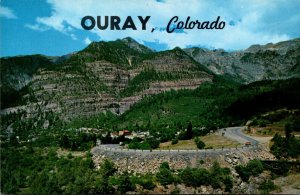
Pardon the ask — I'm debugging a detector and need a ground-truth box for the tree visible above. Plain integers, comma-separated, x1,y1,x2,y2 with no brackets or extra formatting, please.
285,123,292,141
194,137,205,149
179,167,210,187
145,137,160,149
116,172,135,193
270,133,286,158
95,159,117,194
160,162,170,170
223,176,233,192
59,134,70,148
186,122,193,139
235,160,263,182
99,159,117,177
156,162,174,186
246,160,263,176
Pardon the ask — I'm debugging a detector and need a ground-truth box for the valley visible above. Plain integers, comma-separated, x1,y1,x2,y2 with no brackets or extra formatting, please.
1,37,300,194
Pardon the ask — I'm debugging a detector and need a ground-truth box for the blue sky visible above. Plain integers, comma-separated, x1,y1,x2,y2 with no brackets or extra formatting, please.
0,0,300,57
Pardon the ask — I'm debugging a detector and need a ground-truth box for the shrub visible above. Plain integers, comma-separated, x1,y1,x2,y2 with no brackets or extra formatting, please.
223,176,233,192
235,165,251,182
259,179,276,194
179,167,197,186
156,162,174,186
235,160,264,182
171,138,178,145
99,159,117,178
160,162,170,170
170,187,180,194
270,133,300,158
115,172,135,193
262,160,291,176
179,162,232,191
145,137,160,149
194,137,205,149
178,131,187,140
140,179,155,190
247,160,264,176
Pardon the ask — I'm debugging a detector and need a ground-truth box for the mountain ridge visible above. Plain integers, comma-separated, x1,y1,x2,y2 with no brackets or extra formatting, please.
0,37,213,121
1,38,299,124
184,38,300,83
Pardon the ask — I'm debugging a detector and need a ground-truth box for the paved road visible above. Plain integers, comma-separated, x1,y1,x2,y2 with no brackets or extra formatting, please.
94,126,261,154
220,126,259,146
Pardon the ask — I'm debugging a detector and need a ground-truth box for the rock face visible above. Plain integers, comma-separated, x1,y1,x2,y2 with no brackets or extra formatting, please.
1,38,300,123
184,38,300,83
91,146,275,174
0,38,212,121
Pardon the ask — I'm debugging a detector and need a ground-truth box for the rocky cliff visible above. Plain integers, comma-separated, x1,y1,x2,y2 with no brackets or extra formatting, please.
184,38,300,83
1,38,299,127
0,38,212,122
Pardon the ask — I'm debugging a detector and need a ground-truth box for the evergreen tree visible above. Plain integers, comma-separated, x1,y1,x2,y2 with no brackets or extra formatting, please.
285,123,292,141
186,121,193,139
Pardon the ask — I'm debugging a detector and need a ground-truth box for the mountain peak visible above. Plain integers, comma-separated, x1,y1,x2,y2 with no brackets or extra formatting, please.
121,37,137,42
245,38,300,54
121,37,153,54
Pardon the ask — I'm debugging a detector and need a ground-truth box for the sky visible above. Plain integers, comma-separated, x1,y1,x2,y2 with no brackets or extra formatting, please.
0,0,300,57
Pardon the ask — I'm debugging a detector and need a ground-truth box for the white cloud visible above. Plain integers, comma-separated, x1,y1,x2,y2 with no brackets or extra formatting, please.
0,5,17,19
25,24,48,32
28,0,300,50
70,33,77,40
84,37,92,45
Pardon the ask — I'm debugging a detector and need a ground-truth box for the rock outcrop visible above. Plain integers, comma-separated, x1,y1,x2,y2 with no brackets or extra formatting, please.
184,38,300,83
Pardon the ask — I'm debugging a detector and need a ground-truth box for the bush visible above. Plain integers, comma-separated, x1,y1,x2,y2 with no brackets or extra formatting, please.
179,162,232,191
194,137,205,149
139,179,155,190
115,172,135,193
179,167,210,187
209,162,231,189
160,162,170,170
247,160,264,176
170,187,180,194
270,133,300,158
235,160,264,182
223,176,233,192
259,179,276,194
171,138,178,145
178,131,187,140
291,118,300,132
235,165,251,182
145,137,160,149
99,159,117,178
263,160,291,176
156,162,174,186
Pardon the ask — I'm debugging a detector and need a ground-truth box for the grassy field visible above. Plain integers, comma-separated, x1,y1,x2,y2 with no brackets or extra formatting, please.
56,148,87,158
159,134,241,150
246,124,300,137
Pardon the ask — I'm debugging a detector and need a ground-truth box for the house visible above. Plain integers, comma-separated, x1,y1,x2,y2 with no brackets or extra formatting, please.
119,130,131,136
111,132,119,138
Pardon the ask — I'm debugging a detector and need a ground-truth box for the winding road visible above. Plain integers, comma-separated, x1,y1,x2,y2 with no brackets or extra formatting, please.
94,126,261,153
220,126,259,146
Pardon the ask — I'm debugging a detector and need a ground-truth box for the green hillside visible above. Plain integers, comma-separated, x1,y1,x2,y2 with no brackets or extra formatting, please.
66,78,300,136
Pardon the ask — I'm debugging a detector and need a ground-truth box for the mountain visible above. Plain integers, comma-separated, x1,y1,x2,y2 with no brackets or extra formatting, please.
184,38,300,83
0,38,213,124
1,38,299,132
